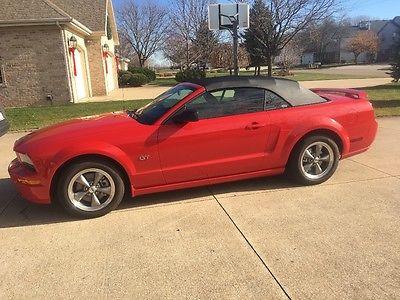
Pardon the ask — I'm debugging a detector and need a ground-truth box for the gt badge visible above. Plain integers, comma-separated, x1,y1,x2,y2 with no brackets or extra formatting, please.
139,155,151,161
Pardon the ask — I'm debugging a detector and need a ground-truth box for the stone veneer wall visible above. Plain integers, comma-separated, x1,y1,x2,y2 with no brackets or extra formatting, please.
0,26,71,107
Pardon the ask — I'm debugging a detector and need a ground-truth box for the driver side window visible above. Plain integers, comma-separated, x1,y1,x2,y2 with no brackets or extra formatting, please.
186,88,265,120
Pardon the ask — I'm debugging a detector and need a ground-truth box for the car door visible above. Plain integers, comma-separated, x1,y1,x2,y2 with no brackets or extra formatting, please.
157,87,270,184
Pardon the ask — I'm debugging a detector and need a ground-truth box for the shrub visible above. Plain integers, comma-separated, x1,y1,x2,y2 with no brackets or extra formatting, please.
175,69,206,82
129,73,148,87
118,71,134,87
118,71,148,87
128,66,156,82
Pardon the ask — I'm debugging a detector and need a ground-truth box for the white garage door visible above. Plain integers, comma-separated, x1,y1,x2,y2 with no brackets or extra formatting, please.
74,50,87,100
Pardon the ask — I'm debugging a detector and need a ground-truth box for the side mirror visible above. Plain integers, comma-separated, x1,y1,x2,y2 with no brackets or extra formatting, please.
172,109,199,124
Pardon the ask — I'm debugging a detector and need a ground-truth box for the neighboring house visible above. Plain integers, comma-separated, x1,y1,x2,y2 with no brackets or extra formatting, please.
301,17,399,65
376,16,400,61
0,0,119,107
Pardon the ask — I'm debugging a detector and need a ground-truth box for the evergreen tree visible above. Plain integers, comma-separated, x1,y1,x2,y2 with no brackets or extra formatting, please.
242,0,271,75
388,30,400,82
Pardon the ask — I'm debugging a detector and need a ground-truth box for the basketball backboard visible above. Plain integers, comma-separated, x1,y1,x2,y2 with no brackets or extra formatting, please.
208,3,250,30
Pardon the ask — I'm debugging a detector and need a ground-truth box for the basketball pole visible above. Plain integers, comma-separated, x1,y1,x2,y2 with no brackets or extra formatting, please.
232,17,239,76
220,14,240,76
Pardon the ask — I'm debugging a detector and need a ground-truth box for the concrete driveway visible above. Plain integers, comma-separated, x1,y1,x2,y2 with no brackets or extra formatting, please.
0,118,399,299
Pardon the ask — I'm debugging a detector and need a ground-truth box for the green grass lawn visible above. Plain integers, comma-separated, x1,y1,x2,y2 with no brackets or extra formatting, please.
151,71,376,87
6,100,151,131
362,83,400,117
5,83,399,132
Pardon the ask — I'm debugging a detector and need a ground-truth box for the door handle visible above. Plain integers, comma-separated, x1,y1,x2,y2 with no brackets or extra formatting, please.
245,122,265,130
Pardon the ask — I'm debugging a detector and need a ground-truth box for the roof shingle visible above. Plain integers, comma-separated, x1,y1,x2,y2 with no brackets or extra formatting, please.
0,0,108,32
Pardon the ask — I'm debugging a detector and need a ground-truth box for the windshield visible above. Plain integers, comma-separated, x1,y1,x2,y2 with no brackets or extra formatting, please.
133,85,196,125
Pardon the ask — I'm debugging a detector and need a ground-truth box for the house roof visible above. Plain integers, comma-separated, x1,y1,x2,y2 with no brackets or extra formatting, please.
0,0,70,22
50,0,107,32
370,20,389,33
0,0,109,33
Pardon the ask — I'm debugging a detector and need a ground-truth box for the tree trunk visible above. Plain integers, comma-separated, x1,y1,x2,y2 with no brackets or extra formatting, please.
267,56,273,77
354,53,360,65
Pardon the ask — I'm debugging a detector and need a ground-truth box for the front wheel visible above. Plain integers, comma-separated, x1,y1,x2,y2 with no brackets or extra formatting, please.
288,135,340,185
56,160,125,218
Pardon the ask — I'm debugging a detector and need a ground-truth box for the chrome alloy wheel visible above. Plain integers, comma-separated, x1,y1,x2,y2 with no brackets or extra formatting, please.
300,142,335,180
67,168,116,212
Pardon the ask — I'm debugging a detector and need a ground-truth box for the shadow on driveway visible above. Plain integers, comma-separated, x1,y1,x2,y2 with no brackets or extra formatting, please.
0,175,298,229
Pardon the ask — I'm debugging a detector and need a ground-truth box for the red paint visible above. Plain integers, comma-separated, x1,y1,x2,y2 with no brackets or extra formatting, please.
8,85,378,205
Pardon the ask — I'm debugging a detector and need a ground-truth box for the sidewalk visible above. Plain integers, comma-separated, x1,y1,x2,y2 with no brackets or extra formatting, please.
86,78,392,102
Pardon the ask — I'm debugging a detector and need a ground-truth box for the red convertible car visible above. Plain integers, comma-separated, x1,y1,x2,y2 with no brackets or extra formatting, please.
9,76,377,218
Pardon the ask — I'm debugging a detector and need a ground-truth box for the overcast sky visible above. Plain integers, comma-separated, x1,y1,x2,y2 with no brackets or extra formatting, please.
113,0,400,20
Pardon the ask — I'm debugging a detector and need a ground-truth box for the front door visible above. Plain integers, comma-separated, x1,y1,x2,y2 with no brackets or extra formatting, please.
157,87,270,184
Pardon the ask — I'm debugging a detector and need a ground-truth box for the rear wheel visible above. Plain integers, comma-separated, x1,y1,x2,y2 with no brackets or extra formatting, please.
288,135,340,185
56,160,125,218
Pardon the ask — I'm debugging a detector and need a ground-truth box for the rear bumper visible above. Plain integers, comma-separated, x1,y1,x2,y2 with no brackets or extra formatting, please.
8,159,50,204
342,119,378,159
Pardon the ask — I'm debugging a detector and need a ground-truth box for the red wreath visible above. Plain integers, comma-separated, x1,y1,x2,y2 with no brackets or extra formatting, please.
69,47,77,76
103,51,109,74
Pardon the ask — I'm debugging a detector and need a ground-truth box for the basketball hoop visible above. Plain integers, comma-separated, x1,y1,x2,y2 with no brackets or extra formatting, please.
208,3,250,76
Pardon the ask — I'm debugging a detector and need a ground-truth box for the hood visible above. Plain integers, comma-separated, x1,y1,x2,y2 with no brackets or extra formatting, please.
15,112,140,153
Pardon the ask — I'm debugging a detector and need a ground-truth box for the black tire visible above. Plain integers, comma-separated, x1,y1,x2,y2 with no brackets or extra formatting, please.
287,135,340,185
56,159,125,218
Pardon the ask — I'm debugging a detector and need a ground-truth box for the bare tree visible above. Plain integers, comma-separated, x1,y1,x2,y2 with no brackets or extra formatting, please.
118,0,169,67
275,39,303,73
244,0,338,76
298,18,350,64
211,43,249,73
166,0,213,67
346,31,379,64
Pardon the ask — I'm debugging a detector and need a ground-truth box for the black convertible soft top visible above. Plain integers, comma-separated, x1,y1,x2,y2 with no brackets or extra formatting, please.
191,76,326,107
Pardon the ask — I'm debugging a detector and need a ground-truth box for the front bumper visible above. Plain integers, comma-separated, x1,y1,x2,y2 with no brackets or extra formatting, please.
8,159,51,204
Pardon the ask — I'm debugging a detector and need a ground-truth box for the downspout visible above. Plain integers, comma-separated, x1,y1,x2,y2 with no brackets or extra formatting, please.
57,21,75,103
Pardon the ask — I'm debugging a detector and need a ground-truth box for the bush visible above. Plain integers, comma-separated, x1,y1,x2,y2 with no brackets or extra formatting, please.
118,71,133,87
128,73,148,87
175,69,206,82
128,66,156,82
118,71,148,87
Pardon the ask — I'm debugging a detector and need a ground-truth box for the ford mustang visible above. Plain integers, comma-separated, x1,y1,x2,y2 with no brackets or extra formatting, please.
9,76,378,218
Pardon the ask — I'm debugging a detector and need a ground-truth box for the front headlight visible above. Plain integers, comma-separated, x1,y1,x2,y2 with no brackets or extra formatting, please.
16,152,35,168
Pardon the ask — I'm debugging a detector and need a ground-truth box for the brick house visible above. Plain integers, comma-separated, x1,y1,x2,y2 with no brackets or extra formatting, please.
0,0,119,107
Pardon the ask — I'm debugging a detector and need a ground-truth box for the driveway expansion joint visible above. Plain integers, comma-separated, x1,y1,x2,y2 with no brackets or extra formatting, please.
348,159,396,177
211,191,292,300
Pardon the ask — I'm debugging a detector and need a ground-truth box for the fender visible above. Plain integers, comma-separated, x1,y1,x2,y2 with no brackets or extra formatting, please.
47,142,136,188
283,116,351,161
